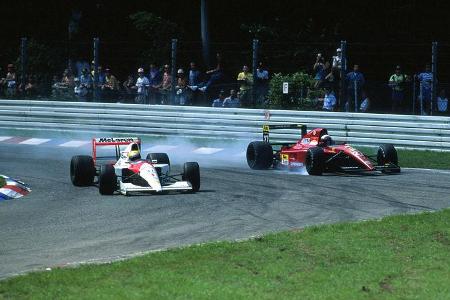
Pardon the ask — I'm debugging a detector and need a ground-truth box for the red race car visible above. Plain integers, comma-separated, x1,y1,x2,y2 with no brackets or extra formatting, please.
246,124,400,175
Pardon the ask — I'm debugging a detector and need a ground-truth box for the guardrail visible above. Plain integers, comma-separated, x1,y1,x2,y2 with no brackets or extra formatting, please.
1,99,450,151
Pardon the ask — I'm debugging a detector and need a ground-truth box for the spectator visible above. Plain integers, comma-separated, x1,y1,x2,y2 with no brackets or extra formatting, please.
199,52,225,92
418,64,433,115
212,90,226,107
437,89,448,114
0,64,17,97
51,69,74,99
148,63,161,104
187,62,202,105
332,48,342,71
74,69,92,101
345,64,365,112
359,91,370,112
188,62,202,88
223,89,240,108
237,65,254,106
313,53,326,88
23,75,39,98
175,69,189,105
101,68,120,101
321,87,337,111
255,62,269,105
133,67,150,104
122,74,135,102
388,65,408,113
156,64,172,104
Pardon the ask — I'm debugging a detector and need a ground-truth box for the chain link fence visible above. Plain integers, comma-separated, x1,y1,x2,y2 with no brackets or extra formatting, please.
1,37,449,116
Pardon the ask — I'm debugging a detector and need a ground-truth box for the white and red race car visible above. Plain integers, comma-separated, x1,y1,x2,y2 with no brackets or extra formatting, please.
70,137,200,195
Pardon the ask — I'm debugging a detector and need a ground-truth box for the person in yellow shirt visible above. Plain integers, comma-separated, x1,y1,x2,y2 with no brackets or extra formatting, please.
237,65,253,106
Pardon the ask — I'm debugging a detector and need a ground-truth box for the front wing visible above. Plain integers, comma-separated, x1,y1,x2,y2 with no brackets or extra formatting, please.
119,181,192,195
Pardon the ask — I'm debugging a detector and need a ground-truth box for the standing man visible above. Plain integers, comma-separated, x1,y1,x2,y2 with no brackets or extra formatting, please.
345,64,365,112
418,64,433,115
133,68,150,104
388,65,408,113
237,65,254,107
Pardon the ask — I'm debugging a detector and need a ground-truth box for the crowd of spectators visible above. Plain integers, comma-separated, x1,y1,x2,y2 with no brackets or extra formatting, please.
0,46,447,115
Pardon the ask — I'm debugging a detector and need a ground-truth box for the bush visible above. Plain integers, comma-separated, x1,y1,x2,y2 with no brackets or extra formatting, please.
0,176,5,188
268,71,325,110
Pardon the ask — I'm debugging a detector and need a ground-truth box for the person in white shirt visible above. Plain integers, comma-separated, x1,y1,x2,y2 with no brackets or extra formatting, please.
332,48,342,70
133,68,150,104
322,87,337,111
437,89,448,113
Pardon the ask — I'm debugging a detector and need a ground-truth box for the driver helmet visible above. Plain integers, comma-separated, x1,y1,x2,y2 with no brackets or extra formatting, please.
128,150,141,161
321,134,333,146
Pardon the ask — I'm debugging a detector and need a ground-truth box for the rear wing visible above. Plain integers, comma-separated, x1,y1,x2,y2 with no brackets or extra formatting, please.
262,124,307,143
92,137,141,162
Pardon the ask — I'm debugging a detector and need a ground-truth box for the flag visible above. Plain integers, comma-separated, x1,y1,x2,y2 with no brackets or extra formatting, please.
0,175,31,201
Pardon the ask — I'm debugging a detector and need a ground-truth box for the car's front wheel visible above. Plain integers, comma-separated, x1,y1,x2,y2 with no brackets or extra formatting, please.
305,147,325,175
182,162,200,193
99,164,117,195
377,144,400,173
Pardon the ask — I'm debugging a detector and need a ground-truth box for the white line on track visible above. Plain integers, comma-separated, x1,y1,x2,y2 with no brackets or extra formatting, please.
59,140,90,147
403,167,450,175
144,145,178,152
192,147,224,155
0,136,12,141
19,138,51,145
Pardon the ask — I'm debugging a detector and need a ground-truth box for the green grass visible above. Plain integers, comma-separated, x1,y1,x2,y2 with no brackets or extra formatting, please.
357,146,450,170
1,210,450,299
0,176,5,188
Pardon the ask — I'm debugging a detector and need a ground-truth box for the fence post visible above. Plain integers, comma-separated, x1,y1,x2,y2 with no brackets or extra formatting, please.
412,75,416,114
20,37,28,90
431,41,438,115
354,80,358,112
420,83,424,115
171,38,178,105
93,37,100,101
252,39,259,107
200,0,210,68
339,40,347,111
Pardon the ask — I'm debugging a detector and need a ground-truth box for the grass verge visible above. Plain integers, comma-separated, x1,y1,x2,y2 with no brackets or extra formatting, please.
1,209,450,299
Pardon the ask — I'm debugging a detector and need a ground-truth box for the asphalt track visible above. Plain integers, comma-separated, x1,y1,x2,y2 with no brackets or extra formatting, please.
1,142,450,279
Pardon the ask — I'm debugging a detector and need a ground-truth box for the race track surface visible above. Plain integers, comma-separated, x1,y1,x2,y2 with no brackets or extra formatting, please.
1,143,450,279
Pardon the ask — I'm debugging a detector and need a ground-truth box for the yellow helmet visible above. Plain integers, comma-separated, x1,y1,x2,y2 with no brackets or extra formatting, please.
128,150,141,161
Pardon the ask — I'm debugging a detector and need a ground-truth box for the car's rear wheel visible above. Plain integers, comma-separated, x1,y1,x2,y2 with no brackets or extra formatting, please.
246,141,273,170
305,147,325,175
377,144,400,173
146,153,170,166
70,155,95,186
182,162,200,192
99,164,117,195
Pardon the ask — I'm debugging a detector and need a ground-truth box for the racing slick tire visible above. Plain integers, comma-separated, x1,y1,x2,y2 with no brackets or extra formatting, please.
146,153,170,166
182,162,200,193
70,155,95,186
99,164,117,195
305,147,325,175
246,141,273,170
377,144,400,173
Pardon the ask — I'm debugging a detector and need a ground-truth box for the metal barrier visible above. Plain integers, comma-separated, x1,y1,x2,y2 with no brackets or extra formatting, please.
1,99,450,151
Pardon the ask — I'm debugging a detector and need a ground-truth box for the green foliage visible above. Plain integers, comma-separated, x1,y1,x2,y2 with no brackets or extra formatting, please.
17,39,65,80
0,176,5,188
240,23,278,40
2,209,450,299
268,71,324,110
129,11,184,64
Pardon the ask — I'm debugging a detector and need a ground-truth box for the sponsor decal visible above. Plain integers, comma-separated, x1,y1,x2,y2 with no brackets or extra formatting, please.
96,137,138,143
301,138,310,144
281,154,289,165
290,162,304,167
